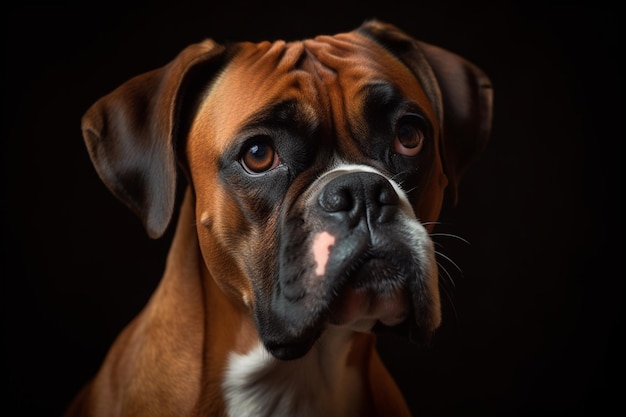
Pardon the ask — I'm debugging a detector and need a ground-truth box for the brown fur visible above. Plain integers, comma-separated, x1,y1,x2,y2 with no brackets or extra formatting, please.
65,20,492,416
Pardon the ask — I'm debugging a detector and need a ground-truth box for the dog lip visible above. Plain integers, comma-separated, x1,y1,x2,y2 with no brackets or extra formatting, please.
350,257,404,290
372,318,434,347
328,286,411,327
272,230,431,358
327,270,411,328
264,338,318,361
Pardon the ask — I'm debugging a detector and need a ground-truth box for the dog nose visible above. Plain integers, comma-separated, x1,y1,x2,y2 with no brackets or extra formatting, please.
317,172,399,227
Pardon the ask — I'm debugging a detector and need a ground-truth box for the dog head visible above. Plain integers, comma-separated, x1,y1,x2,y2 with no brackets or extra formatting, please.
82,20,492,360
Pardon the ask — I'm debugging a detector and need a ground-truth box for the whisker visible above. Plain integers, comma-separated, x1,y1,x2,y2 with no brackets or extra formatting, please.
436,261,456,288
436,251,463,274
427,223,465,327
390,174,408,190
391,170,413,182
438,281,460,325
430,233,470,245
437,260,461,326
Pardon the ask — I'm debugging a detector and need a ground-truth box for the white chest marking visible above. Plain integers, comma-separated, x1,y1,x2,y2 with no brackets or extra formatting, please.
222,331,363,417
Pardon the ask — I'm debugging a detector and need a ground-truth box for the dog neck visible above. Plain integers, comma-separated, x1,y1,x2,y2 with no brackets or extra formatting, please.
167,190,377,416
222,326,369,417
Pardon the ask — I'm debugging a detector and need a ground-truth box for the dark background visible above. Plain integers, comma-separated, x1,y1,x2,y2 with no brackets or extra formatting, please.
2,2,622,416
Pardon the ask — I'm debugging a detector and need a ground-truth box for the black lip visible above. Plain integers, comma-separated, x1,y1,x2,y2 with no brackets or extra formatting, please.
268,222,429,360
264,337,319,361
372,314,433,347
350,257,405,292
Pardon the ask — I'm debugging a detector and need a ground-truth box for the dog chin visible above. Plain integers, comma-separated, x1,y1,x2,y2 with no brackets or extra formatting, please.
328,285,437,347
327,285,411,331
263,286,430,361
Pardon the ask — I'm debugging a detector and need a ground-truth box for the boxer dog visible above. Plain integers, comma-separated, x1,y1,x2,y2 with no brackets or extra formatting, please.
65,20,492,417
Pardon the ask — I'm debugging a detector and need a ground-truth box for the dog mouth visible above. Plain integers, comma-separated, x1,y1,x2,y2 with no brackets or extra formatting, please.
260,167,441,360
327,257,412,329
328,255,435,345
260,225,440,361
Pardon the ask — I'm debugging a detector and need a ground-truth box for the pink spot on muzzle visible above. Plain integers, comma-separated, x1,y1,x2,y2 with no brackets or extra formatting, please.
312,231,336,276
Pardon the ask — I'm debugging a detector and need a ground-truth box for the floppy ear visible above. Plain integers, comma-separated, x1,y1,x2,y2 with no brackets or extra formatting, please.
358,20,493,203
82,40,227,238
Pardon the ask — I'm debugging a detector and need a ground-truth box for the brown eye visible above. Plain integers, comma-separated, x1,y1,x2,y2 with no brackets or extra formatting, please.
241,137,279,174
393,115,425,156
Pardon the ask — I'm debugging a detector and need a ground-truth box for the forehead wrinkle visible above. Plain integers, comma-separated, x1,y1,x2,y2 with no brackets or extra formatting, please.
307,32,436,112
196,30,437,163
199,41,324,149
301,37,381,161
308,32,439,144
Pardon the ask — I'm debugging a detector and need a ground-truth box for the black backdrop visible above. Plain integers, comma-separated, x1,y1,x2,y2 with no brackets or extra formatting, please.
2,2,622,416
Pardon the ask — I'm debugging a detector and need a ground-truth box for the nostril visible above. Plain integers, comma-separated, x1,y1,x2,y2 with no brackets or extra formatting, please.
317,171,400,226
376,184,400,224
378,183,400,206
318,185,353,213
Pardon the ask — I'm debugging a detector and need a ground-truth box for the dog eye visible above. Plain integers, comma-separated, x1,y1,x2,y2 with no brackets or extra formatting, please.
240,137,280,174
393,114,426,157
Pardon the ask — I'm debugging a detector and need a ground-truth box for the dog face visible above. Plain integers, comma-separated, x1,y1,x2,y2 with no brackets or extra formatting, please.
82,20,492,360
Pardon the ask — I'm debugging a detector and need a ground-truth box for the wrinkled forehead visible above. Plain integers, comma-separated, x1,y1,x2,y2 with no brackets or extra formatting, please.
197,30,435,148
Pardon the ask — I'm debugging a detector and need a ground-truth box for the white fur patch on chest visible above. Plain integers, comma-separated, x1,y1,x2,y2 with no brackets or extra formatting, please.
222,336,363,417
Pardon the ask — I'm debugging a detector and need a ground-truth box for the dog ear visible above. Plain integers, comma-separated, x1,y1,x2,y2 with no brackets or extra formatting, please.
82,40,227,238
358,20,493,203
